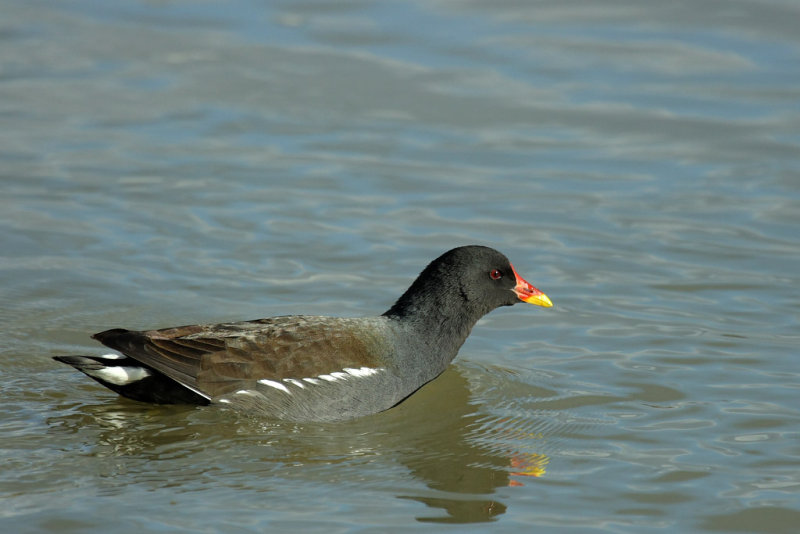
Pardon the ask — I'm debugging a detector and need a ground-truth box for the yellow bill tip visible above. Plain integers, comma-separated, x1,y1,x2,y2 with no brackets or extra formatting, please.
522,292,553,308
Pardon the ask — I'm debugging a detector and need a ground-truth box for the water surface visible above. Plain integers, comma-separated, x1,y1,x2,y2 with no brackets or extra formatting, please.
2,0,799,532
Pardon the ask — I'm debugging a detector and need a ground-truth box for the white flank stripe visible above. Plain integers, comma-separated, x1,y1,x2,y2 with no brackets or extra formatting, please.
100,353,125,360
283,378,305,389
235,390,257,396
218,398,231,404
258,379,290,393
344,367,382,377
90,366,151,386
289,367,385,386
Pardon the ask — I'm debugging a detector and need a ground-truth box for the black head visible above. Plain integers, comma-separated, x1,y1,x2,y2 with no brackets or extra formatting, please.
384,245,551,320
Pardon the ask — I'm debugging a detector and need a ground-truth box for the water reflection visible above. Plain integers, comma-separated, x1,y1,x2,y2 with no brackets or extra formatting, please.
47,367,551,523
386,367,548,523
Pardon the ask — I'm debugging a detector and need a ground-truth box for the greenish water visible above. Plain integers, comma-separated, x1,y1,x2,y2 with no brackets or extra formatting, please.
2,0,799,532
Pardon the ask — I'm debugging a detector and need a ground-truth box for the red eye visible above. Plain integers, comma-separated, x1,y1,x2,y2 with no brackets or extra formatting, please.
489,269,502,280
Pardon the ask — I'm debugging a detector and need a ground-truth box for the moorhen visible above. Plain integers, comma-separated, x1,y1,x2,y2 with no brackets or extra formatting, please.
54,246,552,421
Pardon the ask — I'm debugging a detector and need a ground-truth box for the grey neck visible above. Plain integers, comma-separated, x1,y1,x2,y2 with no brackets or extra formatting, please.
383,287,484,384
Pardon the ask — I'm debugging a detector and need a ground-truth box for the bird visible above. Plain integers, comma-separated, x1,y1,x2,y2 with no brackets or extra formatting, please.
54,245,552,422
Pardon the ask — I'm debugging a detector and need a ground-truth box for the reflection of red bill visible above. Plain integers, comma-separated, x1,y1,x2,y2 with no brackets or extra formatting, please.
511,264,553,307
509,453,549,486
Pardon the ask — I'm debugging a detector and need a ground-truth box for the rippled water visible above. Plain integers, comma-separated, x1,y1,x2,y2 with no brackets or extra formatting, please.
2,0,799,532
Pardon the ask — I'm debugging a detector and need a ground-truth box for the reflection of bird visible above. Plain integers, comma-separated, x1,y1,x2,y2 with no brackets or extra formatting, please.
46,364,552,524
510,452,550,483
54,246,551,422
387,366,551,522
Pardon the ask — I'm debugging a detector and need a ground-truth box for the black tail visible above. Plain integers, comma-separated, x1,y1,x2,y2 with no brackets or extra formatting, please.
53,354,210,405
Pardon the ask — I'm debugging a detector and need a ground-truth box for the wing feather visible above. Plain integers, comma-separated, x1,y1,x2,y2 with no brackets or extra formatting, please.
92,316,389,398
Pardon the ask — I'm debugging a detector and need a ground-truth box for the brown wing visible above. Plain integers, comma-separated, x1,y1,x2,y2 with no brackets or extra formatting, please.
92,316,387,397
